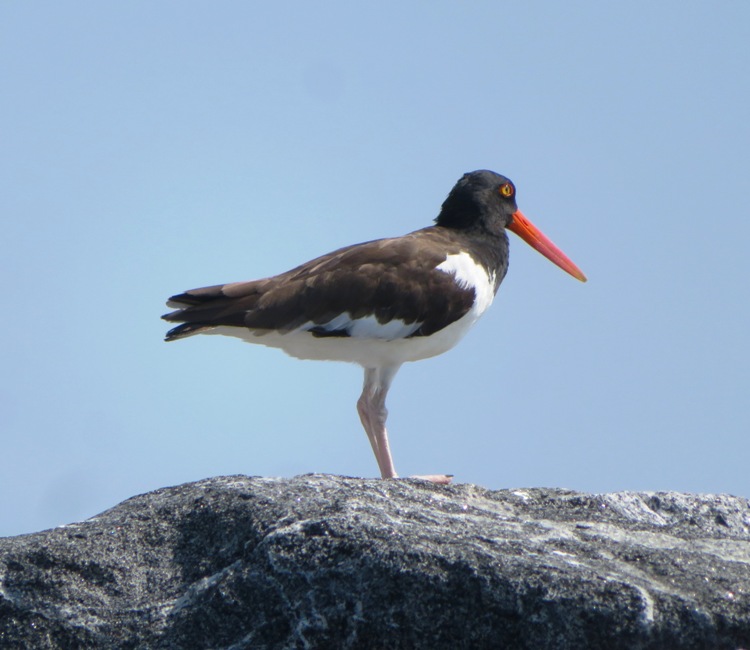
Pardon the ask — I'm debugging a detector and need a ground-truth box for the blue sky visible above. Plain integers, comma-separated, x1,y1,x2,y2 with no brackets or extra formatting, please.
2,3,749,537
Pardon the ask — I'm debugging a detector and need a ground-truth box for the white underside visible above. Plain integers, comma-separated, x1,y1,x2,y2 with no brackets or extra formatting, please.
203,252,497,368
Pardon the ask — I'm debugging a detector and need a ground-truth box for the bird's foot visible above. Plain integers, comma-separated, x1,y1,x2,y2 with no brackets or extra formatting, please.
409,474,453,485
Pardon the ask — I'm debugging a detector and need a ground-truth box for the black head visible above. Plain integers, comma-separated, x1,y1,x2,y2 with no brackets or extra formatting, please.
435,170,518,232
435,170,588,281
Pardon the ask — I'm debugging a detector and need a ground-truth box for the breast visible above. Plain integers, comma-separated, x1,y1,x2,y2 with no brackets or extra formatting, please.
436,251,497,320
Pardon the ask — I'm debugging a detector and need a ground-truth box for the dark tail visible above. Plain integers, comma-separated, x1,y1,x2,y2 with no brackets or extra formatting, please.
163,321,214,342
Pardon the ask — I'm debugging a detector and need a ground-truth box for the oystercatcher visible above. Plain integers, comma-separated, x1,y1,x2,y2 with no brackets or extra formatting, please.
163,170,586,483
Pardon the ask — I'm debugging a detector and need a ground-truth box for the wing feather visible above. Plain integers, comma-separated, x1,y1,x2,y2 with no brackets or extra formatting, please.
162,229,478,341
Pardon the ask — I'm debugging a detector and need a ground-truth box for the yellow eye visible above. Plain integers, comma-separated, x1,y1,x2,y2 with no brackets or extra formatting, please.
499,183,514,198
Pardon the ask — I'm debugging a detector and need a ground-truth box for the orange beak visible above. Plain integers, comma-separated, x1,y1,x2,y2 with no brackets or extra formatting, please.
507,210,587,282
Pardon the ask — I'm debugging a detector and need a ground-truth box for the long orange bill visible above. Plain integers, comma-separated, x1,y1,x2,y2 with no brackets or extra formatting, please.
507,210,587,282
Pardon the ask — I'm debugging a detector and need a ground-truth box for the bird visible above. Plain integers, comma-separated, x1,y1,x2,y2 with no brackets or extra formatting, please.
162,170,586,483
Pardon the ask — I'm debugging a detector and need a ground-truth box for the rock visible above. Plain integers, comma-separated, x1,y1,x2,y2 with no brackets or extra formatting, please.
1,475,749,649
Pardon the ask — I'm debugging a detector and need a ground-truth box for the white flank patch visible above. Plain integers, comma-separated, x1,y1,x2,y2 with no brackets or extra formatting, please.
347,314,421,339
292,313,421,341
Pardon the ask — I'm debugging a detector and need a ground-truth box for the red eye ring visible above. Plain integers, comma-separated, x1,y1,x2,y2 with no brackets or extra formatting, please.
499,183,514,198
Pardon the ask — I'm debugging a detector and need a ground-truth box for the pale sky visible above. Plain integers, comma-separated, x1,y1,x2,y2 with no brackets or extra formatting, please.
2,2,749,536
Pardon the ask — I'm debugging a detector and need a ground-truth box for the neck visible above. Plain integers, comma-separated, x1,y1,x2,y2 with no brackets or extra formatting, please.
434,199,486,230
432,224,510,286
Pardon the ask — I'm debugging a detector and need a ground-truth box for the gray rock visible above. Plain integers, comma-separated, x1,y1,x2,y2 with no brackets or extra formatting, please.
1,474,749,649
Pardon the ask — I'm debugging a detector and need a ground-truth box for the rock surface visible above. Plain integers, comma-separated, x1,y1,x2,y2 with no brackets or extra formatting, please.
1,474,749,649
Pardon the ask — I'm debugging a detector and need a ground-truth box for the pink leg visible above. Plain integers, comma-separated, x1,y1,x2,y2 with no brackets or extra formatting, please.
357,366,399,479
356,366,452,484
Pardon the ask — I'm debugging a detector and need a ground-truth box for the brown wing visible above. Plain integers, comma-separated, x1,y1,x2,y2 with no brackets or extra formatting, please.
162,228,477,341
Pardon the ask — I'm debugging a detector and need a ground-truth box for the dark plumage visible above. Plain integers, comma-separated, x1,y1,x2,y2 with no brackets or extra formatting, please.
163,228,501,341
163,170,586,481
